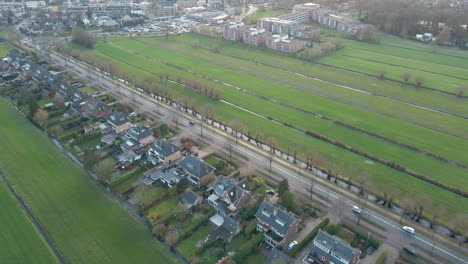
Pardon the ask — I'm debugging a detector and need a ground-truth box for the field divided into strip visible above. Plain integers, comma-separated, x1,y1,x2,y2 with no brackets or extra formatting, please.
0,177,58,264
316,39,468,94
72,39,468,222
165,33,468,118
0,98,178,264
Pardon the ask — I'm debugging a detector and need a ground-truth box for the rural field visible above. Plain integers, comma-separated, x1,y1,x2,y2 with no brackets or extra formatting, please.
70,34,468,223
0,179,58,264
0,98,178,264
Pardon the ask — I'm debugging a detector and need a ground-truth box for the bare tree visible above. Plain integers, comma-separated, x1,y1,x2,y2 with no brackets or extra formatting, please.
413,195,432,221
430,205,448,253
229,119,244,143
380,184,399,208
457,85,467,97
415,75,425,87
379,69,387,79
225,132,235,158
164,232,179,248
265,137,277,172
33,109,49,127
451,213,468,246
400,197,415,224
200,104,215,137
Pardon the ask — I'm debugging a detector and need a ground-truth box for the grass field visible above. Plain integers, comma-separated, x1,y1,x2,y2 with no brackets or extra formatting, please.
316,38,468,94
93,38,468,186
0,98,178,264
176,225,213,259
0,180,58,264
70,38,468,223
164,33,468,117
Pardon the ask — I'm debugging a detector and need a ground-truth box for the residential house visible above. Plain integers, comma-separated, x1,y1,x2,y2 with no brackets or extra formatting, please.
101,19,120,31
208,176,252,219
144,166,186,187
70,90,89,114
264,248,293,264
82,97,111,120
32,65,49,84
176,155,215,185
116,150,142,167
56,80,75,101
106,111,131,135
125,125,155,148
306,230,361,264
180,191,203,209
208,214,240,243
254,200,301,248
148,139,181,165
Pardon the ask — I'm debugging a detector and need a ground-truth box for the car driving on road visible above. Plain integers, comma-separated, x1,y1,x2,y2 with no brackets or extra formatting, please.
402,226,415,234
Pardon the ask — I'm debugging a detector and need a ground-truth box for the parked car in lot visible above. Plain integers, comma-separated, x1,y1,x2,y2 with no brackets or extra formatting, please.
352,205,362,214
403,226,415,234
403,247,417,256
288,240,298,251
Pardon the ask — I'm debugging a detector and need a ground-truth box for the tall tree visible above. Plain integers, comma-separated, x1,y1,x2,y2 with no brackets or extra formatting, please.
92,158,115,183
229,119,244,143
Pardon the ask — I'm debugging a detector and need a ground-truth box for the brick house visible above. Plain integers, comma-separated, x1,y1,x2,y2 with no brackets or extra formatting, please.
306,230,361,264
223,22,248,41
254,200,301,248
125,125,155,148
266,34,307,53
106,111,131,135
176,155,215,185
147,139,181,165
243,27,272,46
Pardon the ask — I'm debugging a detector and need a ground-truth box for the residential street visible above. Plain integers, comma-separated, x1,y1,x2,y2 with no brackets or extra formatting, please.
26,40,467,264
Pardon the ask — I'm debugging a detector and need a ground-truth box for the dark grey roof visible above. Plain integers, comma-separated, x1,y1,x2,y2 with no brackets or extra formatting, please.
210,216,239,241
213,176,235,197
264,248,293,264
151,139,180,157
177,155,215,179
150,167,184,184
106,111,130,126
180,191,200,206
310,231,360,264
102,19,119,27
127,126,153,141
222,216,238,233
121,138,139,152
255,201,296,235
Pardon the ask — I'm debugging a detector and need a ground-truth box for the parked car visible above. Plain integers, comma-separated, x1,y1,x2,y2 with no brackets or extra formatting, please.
305,257,315,263
403,247,417,256
352,205,362,214
288,240,298,251
366,246,375,255
403,226,415,234
266,189,276,195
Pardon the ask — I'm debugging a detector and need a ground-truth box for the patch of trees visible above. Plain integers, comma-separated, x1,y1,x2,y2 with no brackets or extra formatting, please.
72,26,96,49
122,18,145,28
178,75,222,100
295,38,345,60
355,0,468,46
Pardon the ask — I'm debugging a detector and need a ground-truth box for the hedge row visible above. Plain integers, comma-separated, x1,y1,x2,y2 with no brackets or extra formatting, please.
305,130,468,198
289,218,330,257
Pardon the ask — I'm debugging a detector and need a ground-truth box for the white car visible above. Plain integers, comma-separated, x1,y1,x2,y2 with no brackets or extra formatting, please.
402,226,415,234
288,240,298,250
352,205,362,214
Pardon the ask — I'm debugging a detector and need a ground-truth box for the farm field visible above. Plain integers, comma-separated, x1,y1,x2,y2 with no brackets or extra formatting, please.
0,98,178,264
0,179,58,264
71,38,468,223
162,33,468,117
316,39,468,94
98,38,468,168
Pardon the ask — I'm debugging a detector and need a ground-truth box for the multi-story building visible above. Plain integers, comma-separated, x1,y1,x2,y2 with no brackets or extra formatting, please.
208,176,252,219
254,200,301,248
257,17,299,36
312,8,362,35
242,27,272,46
265,34,307,53
223,22,248,41
292,2,320,20
306,230,361,264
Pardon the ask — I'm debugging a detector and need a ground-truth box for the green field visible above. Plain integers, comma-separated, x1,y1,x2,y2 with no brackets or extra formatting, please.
177,225,213,259
0,179,58,264
71,37,468,222
316,38,468,94
91,38,468,188
0,98,178,264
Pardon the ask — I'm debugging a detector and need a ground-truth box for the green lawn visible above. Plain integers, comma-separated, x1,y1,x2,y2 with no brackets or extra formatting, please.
69,38,468,223
145,198,177,219
244,251,268,264
0,42,15,58
0,98,178,264
0,180,58,264
176,225,214,259
91,38,468,190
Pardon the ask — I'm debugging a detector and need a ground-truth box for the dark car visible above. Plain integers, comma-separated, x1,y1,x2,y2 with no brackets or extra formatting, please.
366,246,375,255
403,247,417,256
189,121,195,127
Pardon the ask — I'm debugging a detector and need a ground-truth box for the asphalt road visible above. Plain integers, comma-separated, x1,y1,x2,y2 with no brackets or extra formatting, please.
26,40,467,264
